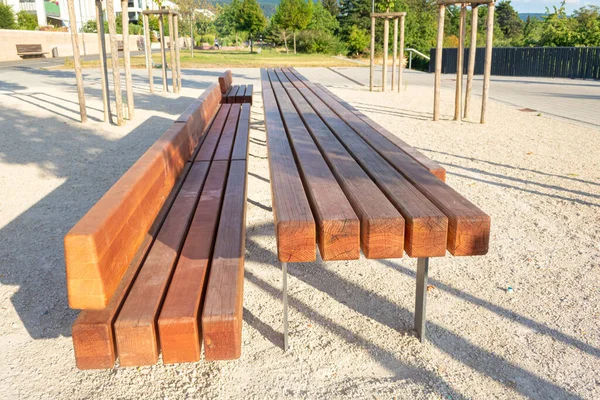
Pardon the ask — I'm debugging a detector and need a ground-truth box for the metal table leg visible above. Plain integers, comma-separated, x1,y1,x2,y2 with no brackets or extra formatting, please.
415,257,429,343
282,261,289,352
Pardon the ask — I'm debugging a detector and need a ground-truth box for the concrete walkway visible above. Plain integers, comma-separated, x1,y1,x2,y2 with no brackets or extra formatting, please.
331,66,600,128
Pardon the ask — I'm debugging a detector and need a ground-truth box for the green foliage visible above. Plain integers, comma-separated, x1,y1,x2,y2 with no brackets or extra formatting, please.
307,1,339,33
81,17,142,35
322,0,339,17
296,29,346,54
496,0,523,39
539,4,579,47
346,24,369,56
239,0,267,50
573,5,600,46
17,10,38,31
81,19,98,33
273,0,313,32
0,3,16,29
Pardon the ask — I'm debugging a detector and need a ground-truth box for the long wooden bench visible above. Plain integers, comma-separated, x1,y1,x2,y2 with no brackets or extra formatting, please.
219,70,254,105
68,80,252,369
16,44,49,58
261,68,491,346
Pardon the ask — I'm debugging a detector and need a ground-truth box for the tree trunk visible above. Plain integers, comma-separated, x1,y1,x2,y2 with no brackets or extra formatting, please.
250,33,253,53
293,30,296,54
283,30,288,53
190,16,194,58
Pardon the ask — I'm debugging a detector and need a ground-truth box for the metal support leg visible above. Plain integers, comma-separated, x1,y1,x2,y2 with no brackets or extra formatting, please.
415,257,429,343
282,262,289,352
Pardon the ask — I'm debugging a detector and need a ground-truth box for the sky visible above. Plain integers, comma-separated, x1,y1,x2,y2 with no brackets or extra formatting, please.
510,0,600,13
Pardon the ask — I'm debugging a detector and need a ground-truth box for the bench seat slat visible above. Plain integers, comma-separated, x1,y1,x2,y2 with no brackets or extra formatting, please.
202,159,248,360
176,83,222,153
289,71,490,256
271,69,406,259
214,104,241,161
71,159,197,369
231,104,251,160
244,84,254,104
282,71,448,258
261,70,316,262
114,162,210,366
195,104,232,162
235,85,247,103
267,69,360,261
158,161,229,364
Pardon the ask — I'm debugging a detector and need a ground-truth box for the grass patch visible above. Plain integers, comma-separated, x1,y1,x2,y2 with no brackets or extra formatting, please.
65,49,358,69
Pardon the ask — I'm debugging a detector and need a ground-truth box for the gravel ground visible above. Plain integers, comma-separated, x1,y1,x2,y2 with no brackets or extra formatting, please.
0,66,599,399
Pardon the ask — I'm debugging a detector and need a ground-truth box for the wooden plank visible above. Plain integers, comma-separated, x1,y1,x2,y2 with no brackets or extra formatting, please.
194,104,232,162
286,70,490,256
202,160,248,360
214,104,241,161
114,162,210,366
243,84,254,104
218,70,232,94
235,84,247,103
290,69,446,182
261,69,316,262
65,122,192,309
226,85,239,104
72,159,197,369
268,69,360,261
231,104,251,160
278,70,448,258
175,83,222,151
158,161,229,364
273,70,405,259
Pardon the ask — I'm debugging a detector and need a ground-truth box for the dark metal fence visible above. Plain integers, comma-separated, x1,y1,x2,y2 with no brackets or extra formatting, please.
428,47,600,80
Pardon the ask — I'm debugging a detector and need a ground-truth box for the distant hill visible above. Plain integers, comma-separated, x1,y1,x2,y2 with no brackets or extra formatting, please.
519,13,546,21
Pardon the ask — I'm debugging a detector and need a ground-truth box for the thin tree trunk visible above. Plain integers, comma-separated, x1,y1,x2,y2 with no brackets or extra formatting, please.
293,30,296,54
283,31,288,53
190,15,194,58
250,33,253,52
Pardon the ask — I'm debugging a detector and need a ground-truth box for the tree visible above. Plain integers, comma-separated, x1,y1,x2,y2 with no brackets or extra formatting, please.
238,0,267,52
174,0,198,56
0,3,16,29
322,0,339,17
215,0,241,46
308,1,338,33
346,24,369,56
17,10,38,30
496,0,523,40
273,0,313,54
540,4,578,47
573,5,600,46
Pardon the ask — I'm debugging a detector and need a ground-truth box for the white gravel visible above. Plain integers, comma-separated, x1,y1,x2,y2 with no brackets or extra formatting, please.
0,66,599,399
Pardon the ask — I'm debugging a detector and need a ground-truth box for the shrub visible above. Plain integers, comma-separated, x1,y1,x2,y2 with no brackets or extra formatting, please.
0,3,16,29
17,10,38,30
346,24,369,56
296,30,347,54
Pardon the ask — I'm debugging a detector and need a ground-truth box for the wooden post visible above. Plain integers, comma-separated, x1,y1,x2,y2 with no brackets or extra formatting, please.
433,5,445,121
107,0,124,125
382,17,389,92
143,13,154,93
168,13,176,92
122,0,134,120
481,2,495,124
392,18,398,90
454,5,466,121
398,15,405,94
174,14,182,92
66,0,87,123
369,16,375,92
96,0,111,122
190,14,194,58
159,14,168,92
464,4,478,119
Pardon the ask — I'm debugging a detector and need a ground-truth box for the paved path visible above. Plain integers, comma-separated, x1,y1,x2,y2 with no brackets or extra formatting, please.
331,66,600,128
0,50,155,70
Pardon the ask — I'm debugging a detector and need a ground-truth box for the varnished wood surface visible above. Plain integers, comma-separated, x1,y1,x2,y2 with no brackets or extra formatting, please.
214,104,241,161
65,121,192,309
267,69,360,261
114,162,210,366
218,70,232,94
195,104,232,162
176,83,222,151
280,70,448,258
261,69,316,262
231,104,251,160
158,161,229,364
244,84,254,104
72,159,197,369
202,160,248,360
235,85,247,103
272,69,405,259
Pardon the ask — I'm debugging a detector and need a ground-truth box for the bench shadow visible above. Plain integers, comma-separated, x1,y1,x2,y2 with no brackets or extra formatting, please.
243,229,584,399
0,105,177,340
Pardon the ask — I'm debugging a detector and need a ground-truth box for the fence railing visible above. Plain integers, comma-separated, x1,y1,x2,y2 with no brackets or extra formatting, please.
429,47,600,80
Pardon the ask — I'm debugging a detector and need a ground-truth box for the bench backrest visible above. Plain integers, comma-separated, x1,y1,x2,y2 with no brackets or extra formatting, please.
65,84,222,310
16,44,43,53
218,70,233,94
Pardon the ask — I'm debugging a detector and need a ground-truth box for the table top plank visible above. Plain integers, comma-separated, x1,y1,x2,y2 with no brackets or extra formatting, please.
281,71,448,258
272,69,406,259
267,69,360,261
261,69,316,262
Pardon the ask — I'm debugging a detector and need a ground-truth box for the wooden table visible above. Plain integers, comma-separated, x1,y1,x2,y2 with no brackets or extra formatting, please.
261,68,491,348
